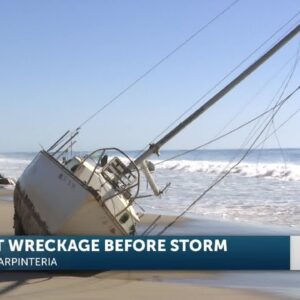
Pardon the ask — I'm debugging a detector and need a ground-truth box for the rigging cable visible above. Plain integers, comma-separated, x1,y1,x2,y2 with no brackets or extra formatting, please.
255,107,300,150
156,84,300,235
140,85,300,235
154,51,300,165
253,68,294,168
149,55,300,233
218,55,300,198
153,95,294,165
255,42,300,172
135,12,300,157
76,0,241,130
207,51,300,152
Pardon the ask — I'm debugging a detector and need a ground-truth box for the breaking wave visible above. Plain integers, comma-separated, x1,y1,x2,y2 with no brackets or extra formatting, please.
155,159,300,181
0,157,31,165
0,156,32,179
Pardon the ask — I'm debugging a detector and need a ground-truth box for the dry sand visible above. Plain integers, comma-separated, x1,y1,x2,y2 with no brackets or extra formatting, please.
0,200,281,299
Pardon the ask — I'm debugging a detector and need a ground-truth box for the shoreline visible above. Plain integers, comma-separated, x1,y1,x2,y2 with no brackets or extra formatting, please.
0,200,294,299
2,198,299,236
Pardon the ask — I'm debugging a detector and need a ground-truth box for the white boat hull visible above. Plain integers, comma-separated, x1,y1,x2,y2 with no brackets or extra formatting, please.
14,151,137,235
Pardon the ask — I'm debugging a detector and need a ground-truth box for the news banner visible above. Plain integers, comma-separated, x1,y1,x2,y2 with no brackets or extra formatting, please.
0,236,299,270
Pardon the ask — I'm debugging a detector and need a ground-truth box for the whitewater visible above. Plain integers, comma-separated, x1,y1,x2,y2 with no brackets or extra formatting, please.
0,149,299,229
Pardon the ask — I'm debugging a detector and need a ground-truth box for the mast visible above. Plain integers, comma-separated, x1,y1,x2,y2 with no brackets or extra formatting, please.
134,24,300,166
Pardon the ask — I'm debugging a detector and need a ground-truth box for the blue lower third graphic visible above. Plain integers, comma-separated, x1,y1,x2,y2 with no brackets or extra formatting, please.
0,236,292,270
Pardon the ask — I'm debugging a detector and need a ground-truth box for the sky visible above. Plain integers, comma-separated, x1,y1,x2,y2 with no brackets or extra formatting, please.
0,0,300,152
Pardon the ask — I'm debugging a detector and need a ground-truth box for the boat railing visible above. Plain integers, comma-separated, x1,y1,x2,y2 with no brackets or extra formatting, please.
47,130,79,160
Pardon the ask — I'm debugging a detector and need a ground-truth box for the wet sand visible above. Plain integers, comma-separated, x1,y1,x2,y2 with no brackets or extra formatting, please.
0,200,13,235
0,200,288,299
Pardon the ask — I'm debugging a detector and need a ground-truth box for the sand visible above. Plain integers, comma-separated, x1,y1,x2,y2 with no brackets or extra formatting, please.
0,200,283,299
0,200,13,235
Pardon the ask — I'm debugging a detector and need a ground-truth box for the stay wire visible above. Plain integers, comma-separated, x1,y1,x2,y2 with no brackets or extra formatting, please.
256,42,300,170
208,52,299,151
144,86,299,235
143,70,300,235
229,55,299,183
255,107,300,149
76,0,241,130
142,35,300,235
156,85,299,235
253,70,293,172
136,12,300,157
155,86,300,165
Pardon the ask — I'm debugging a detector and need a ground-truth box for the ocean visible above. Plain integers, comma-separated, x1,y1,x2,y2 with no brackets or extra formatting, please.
1,149,300,298
1,149,299,230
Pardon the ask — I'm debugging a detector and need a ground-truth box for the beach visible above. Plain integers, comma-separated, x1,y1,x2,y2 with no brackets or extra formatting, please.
1,150,300,299
1,0,300,297
2,150,300,230
0,199,297,300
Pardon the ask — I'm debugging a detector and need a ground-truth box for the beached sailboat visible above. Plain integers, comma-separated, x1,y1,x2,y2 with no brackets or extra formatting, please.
13,25,300,235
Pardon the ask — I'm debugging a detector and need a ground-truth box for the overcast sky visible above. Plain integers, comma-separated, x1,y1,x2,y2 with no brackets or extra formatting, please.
0,0,300,152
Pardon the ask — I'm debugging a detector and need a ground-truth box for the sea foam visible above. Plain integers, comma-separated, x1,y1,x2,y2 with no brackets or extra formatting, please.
155,159,300,181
